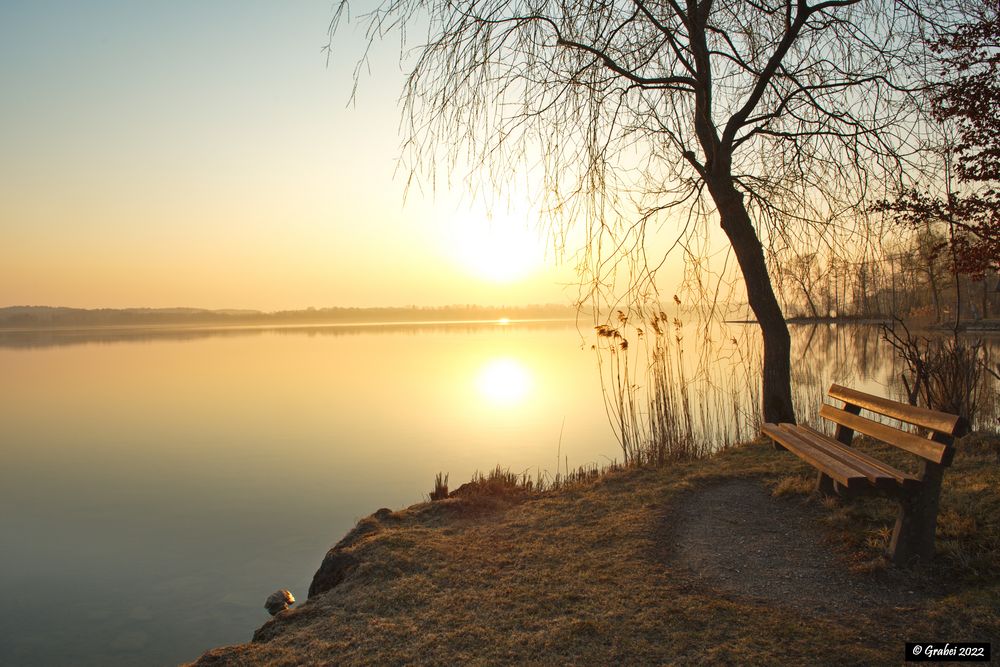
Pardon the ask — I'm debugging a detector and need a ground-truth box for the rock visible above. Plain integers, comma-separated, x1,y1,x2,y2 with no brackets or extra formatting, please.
264,589,295,616
307,511,392,599
308,549,359,598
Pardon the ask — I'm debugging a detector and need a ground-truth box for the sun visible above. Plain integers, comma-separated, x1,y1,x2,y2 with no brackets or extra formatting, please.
476,357,533,405
451,208,547,283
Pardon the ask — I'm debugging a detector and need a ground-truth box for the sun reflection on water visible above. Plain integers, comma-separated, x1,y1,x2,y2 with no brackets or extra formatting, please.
476,357,533,405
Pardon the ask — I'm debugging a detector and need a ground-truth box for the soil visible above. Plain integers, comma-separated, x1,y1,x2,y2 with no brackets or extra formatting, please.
662,478,930,614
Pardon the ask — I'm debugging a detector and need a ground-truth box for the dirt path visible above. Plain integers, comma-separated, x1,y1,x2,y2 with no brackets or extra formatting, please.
663,478,927,614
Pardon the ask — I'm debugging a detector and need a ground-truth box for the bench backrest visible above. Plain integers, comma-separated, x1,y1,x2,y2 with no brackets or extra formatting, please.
822,384,969,467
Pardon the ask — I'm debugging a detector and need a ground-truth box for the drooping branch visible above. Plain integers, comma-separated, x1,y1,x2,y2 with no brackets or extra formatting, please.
330,0,970,424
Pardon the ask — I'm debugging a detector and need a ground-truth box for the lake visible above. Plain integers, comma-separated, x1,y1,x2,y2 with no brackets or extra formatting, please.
1,319,995,665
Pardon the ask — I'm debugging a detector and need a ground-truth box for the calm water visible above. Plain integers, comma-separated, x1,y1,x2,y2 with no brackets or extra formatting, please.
1,321,613,666
0,320,995,665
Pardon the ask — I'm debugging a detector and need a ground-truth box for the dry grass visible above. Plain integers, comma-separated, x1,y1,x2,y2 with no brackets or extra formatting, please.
192,434,1000,667
770,474,816,498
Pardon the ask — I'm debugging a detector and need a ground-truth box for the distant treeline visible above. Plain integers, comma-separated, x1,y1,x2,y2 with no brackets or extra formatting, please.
0,305,578,329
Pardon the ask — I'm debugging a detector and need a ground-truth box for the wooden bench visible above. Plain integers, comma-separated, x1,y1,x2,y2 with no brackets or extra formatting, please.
762,384,969,565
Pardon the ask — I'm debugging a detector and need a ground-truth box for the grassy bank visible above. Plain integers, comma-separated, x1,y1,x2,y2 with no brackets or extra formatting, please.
192,435,1000,666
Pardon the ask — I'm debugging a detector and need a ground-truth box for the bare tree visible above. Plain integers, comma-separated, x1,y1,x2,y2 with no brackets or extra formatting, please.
335,0,963,423
782,252,821,319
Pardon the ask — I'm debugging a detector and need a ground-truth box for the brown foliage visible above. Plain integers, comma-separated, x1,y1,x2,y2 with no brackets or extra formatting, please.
882,6,1000,279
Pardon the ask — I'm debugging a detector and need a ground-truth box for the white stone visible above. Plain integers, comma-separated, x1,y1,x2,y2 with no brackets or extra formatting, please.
264,589,295,615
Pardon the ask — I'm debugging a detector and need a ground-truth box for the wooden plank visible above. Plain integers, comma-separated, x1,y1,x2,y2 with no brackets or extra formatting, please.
762,423,868,490
827,384,966,436
929,429,956,467
819,404,951,464
794,425,921,491
781,424,896,489
800,425,921,487
764,423,868,490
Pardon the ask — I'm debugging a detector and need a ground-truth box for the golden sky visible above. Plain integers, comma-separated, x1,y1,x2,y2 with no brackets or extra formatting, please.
0,1,580,310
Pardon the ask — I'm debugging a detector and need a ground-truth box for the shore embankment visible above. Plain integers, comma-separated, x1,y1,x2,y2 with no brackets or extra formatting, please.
192,435,1000,666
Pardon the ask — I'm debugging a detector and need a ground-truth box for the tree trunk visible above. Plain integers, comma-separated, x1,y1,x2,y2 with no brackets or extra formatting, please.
925,261,943,323
708,180,797,424
983,278,990,319
800,282,820,319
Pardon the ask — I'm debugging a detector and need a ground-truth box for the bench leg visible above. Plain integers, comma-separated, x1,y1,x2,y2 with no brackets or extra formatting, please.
889,464,944,565
815,471,836,496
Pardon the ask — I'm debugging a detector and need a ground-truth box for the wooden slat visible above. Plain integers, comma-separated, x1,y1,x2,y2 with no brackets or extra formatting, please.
928,429,957,467
781,424,896,489
762,423,867,490
819,404,951,465
827,384,966,436
795,425,921,491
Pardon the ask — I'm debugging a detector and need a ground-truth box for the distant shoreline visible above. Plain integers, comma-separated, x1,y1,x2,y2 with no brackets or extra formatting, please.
730,316,1000,331
0,317,578,335
0,304,580,331
8,307,996,334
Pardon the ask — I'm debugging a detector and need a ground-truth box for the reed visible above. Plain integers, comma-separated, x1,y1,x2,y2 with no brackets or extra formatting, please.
429,472,449,501
594,305,761,465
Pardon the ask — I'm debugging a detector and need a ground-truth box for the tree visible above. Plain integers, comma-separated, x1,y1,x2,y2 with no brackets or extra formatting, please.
882,4,1000,282
783,252,821,319
911,227,952,323
339,0,952,423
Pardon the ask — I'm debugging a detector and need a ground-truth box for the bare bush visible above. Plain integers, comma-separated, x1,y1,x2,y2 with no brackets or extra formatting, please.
881,321,995,427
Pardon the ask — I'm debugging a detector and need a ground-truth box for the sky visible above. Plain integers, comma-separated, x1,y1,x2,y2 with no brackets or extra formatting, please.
0,1,583,310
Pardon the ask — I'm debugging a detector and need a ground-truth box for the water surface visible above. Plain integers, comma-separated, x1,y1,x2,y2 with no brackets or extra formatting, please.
1,319,995,665
1,320,612,666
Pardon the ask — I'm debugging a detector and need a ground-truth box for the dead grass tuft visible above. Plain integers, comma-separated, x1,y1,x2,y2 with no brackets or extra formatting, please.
429,471,449,501
449,466,534,499
820,495,841,510
771,474,815,497
864,526,892,552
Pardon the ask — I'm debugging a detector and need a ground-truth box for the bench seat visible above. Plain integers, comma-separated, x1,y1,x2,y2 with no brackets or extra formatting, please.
762,422,921,493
